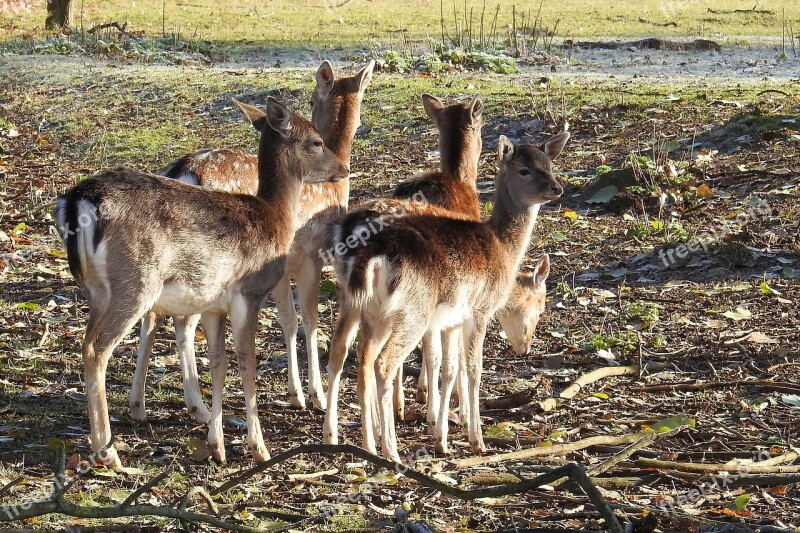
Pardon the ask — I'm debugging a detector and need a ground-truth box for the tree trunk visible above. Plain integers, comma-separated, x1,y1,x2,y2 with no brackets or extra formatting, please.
45,0,73,29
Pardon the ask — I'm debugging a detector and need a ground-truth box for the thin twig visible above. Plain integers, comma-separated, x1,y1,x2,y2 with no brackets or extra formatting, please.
121,470,172,508
757,89,792,97
0,478,24,499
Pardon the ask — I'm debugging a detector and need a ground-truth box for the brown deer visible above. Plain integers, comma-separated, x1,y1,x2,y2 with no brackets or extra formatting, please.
323,134,568,461
55,98,348,469
128,61,374,424
350,95,554,436
414,254,551,426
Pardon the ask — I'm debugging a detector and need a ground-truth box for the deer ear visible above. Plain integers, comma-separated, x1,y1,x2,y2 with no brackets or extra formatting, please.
356,60,375,95
469,95,484,124
517,271,535,289
533,254,551,285
421,93,444,125
265,97,292,134
540,132,570,161
498,135,514,162
315,60,335,96
233,98,267,132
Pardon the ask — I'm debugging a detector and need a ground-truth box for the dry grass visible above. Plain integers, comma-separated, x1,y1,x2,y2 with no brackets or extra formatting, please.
1,0,798,46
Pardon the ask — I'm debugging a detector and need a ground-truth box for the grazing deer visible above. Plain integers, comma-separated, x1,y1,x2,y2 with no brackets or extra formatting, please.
55,98,348,469
414,254,551,412
364,95,553,435
323,134,568,461
128,60,374,423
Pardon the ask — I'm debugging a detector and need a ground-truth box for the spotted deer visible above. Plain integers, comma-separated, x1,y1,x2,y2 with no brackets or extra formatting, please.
128,60,374,424
323,134,568,461
55,98,349,469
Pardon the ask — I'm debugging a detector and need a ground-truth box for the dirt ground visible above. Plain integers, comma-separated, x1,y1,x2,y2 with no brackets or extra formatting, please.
0,44,799,532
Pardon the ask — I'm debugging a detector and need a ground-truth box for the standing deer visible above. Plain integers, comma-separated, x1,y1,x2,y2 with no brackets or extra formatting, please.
323,134,568,461
349,94,555,436
55,98,348,468
128,61,374,424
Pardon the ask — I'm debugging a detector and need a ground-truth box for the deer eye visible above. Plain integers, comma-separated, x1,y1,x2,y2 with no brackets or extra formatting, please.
519,168,531,176
313,140,324,149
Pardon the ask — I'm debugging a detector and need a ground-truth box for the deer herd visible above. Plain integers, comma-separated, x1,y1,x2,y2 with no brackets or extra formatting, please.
54,60,568,469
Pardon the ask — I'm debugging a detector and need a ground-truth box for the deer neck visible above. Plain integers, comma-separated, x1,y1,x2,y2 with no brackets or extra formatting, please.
318,103,358,209
439,130,479,184
488,178,542,272
256,131,302,218
323,103,357,170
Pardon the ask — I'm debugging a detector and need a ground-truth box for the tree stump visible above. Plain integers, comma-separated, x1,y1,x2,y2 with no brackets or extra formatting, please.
45,0,73,29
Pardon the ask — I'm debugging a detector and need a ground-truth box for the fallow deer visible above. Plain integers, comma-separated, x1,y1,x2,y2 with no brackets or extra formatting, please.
323,134,568,461
414,255,551,428
355,95,553,436
55,98,348,469
128,61,374,424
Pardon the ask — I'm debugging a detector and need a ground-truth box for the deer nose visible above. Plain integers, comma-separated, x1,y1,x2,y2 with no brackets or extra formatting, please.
550,183,563,195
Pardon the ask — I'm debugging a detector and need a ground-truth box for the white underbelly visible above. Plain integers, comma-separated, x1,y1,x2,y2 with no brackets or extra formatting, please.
429,301,471,331
151,282,232,316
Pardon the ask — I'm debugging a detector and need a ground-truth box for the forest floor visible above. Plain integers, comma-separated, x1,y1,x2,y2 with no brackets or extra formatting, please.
0,32,799,533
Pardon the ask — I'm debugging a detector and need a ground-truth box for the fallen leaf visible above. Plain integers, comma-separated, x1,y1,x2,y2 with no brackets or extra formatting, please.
586,185,618,204
723,306,752,321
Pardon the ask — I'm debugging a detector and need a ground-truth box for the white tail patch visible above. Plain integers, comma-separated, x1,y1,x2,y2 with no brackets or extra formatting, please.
175,172,200,186
54,197,69,243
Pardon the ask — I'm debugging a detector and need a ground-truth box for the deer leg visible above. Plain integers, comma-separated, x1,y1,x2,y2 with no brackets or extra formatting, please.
202,312,227,464
84,291,153,470
230,298,269,462
415,358,428,403
272,273,304,409
457,350,470,428
393,365,404,422
175,314,211,424
375,325,426,463
434,326,461,454
357,319,391,454
422,330,442,435
323,299,359,445
464,317,488,454
129,310,161,422
296,254,326,410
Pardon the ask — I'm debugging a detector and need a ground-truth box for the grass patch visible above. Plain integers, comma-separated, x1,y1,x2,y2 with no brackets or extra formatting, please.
1,0,797,48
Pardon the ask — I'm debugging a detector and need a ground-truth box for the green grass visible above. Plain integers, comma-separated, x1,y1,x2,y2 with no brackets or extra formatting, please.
2,0,798,47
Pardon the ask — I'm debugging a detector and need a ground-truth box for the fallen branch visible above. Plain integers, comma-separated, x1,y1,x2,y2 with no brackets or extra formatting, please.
86,21,128,34
757,89,793,98
0,498,264,533
669,470,800,488
2,527,147,533
539,362,671,412
1,455,261,533
553,427,682,488
0,478,24,499
213,443,625,533
483,387,538,409
637,18,678,27
632,380,800,395
708,7,774,15
639,451,800,474
452,428,680,468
